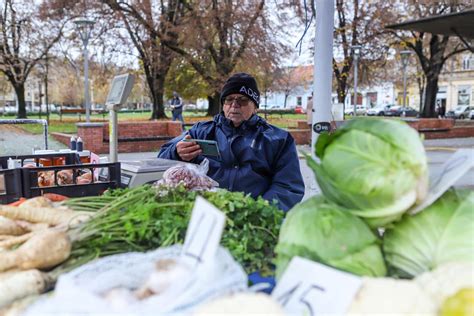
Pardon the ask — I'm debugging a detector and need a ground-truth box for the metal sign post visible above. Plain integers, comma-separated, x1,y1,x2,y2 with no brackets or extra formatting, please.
105,74,135,163
312,0,335,158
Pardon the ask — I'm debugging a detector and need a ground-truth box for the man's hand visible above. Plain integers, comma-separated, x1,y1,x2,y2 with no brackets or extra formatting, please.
176,135,202,161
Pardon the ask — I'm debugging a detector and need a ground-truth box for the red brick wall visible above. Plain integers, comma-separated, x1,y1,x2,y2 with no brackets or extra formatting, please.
289,129,311,145
52,121,183,154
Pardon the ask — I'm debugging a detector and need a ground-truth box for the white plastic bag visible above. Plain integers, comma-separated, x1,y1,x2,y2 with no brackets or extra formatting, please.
25,245,247,315
155,159,218,191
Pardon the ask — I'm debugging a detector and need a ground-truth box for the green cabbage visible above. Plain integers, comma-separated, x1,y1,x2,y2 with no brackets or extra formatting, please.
383,189,474,278
274,196,386,279
307,118,428,228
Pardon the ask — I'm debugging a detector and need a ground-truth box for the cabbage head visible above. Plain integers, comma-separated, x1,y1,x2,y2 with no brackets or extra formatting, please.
274,195,386,279
307,118,428,228
383,189,474,278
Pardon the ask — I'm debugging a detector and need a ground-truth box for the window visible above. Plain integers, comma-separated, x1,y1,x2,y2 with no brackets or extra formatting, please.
462,55,474,70
457,85,471,106
297,96,302,106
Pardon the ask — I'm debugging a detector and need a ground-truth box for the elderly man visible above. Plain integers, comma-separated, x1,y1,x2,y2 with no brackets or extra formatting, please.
158,73,304,211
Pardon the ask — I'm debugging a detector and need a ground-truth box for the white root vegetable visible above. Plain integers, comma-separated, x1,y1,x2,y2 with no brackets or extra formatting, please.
0,205,93,226
0,216,27,236
18,197,52,209
15,221,50,232
0,229,71,272
0,269,53,308
0,233,34,250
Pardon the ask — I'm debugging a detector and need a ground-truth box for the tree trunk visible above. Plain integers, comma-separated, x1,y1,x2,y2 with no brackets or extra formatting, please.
422,75,439,118
14,84,27,119
336,81,346,103
149,71,167,120
207,91,221,116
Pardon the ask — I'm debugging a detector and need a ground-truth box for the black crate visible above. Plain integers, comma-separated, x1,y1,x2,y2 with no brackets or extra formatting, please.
0,153,80,169
20,163,121,198
0,168,23,204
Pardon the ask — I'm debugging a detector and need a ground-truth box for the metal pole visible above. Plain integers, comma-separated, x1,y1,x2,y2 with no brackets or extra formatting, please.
84,43,91,122
109,106,118,163
312,0,335,158
353,57,358,117
402,63,407,107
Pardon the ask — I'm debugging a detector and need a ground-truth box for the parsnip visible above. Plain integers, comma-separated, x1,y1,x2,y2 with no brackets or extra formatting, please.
0,216,27,236
0,233,34,250
0,205,92,226
15,221,50,232
19,196,52,209
0,269,53,308
0,229,71,272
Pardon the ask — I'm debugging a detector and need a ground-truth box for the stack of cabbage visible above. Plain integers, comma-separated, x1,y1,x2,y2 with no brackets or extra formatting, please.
275,118,473,287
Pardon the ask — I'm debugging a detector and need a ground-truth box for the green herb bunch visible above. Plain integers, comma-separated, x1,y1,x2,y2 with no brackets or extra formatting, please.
59,185,283,275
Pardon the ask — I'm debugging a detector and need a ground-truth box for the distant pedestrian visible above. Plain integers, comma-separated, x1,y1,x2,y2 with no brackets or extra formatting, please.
170,91,185,130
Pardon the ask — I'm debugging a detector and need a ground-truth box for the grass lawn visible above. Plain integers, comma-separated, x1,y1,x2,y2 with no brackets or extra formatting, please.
13,111,307,134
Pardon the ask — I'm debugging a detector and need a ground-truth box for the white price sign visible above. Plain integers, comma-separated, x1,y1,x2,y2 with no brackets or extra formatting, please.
410,148,474,215
272,257,362,315
181,196,226,268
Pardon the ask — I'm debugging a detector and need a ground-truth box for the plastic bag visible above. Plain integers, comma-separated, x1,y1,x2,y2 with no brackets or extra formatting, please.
155,159,218,191
24,245,247,315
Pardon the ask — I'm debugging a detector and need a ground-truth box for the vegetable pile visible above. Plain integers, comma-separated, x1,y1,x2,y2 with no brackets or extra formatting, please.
383,189,474,278
307,118,428,228
0,195,88,308
276,118,473,284
58,184,283,275
274,196,386,278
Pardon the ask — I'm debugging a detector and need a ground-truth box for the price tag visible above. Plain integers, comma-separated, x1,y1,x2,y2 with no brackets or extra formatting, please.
181,196,226,268
272,257,362,315
410,148,474,215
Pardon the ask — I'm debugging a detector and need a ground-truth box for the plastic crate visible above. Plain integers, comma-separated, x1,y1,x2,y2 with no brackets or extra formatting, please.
0,168,23,204
0,153,80,169
20,163,121,198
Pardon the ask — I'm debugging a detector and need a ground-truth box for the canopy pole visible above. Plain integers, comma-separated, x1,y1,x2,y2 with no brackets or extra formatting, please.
311,0,335,158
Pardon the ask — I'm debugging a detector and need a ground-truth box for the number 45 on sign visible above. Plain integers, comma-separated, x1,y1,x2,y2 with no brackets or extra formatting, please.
272,257,362,315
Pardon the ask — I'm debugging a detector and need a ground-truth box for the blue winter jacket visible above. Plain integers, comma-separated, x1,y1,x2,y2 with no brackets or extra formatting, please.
157,113,305,211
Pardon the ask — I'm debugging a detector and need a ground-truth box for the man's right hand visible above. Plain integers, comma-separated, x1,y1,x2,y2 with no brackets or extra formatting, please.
176,135,202,161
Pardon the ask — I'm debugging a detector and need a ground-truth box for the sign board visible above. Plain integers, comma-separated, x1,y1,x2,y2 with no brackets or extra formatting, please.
181,196,226,268
410,148,474,215
272,257,362,315
105,73,135,106
313,122,332,134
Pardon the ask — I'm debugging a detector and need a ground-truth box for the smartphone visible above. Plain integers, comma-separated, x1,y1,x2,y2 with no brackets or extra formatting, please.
184,139,220,158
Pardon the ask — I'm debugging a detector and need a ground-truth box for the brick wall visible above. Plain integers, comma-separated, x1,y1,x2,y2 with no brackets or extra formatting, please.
52,121,182,154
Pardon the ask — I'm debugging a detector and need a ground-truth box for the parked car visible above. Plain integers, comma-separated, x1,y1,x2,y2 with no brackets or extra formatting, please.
367,105,392,116
385,106,418,117
344,105,367,116
295,106,305,114
446,105,474,119
469,109,474,120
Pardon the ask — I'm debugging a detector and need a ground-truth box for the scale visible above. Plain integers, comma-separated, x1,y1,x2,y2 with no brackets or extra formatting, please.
119,158,188,188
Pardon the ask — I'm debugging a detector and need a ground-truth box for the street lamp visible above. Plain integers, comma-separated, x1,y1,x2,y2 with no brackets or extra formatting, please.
400,50,412,108
351,45,362,117
74,18,95,123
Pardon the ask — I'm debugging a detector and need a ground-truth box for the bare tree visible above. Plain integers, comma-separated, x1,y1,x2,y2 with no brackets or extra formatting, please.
0,0,66,118
162,0,284,116
99,0,184,120
386,0,471,117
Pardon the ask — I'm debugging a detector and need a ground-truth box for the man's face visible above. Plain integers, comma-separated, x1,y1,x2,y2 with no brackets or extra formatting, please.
222,93,256,127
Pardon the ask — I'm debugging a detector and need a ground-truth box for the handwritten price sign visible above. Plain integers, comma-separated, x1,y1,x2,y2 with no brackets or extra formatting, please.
272,257,362,315
181,196,226,268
